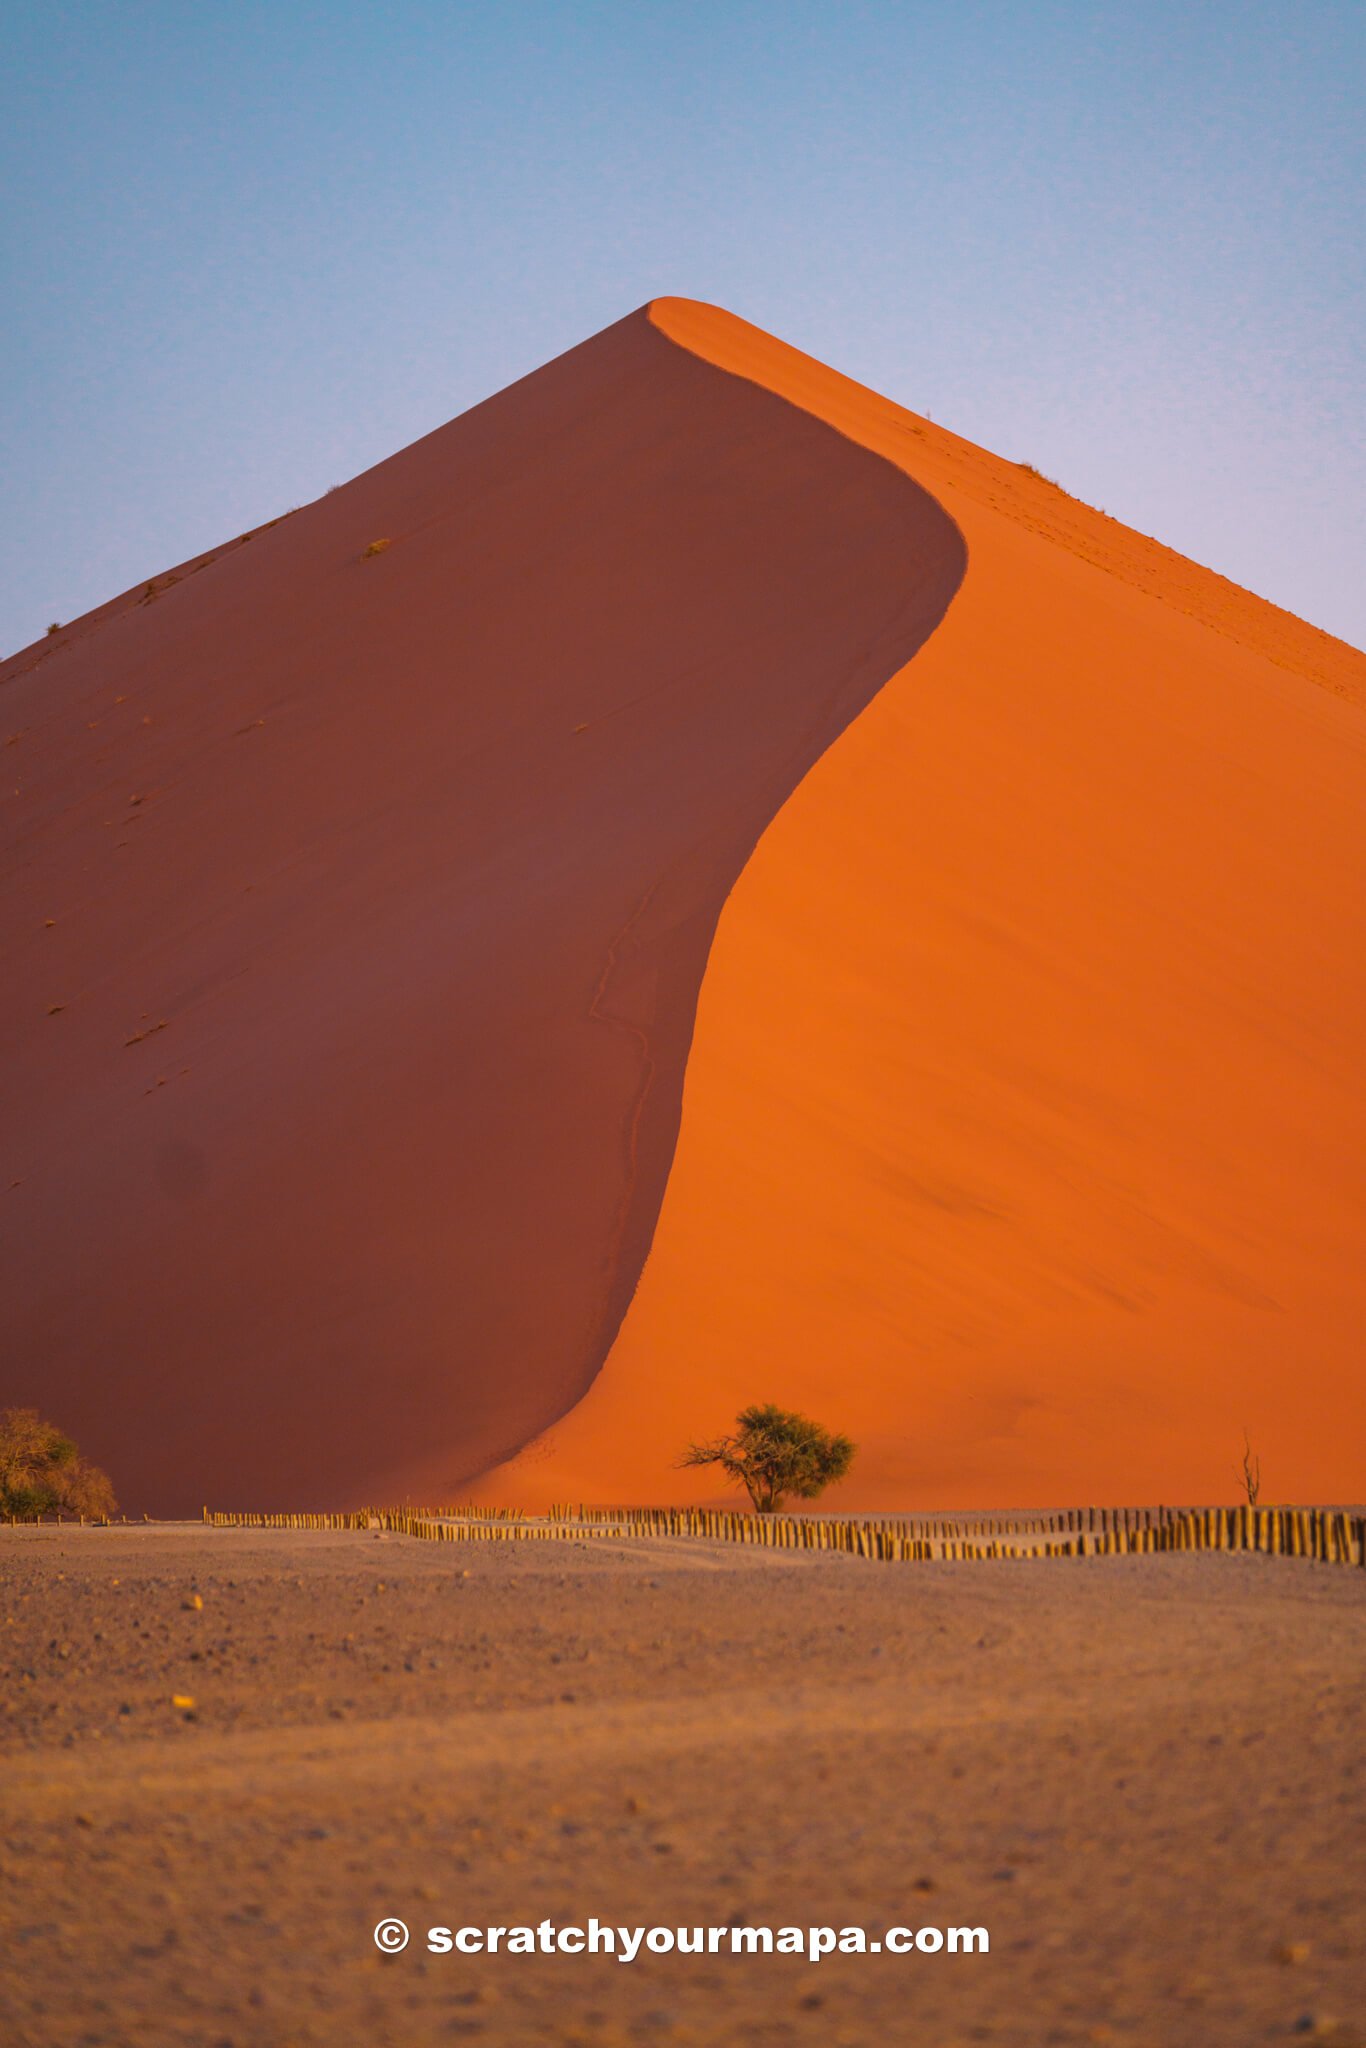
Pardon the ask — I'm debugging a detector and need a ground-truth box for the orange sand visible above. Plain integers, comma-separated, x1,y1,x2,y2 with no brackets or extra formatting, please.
6,300,1364,1513
472,300,1366,1511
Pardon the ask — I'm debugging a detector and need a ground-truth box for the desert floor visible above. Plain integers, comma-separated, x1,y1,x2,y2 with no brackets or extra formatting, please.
2,1524,1364,2047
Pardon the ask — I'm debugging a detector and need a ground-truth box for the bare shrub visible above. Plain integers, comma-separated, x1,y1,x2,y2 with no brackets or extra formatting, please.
0,1407,117,1519
1235,1427,1262,1506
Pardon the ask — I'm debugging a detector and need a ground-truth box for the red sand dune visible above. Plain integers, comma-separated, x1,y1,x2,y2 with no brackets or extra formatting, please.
0,306,962,1512
4,301,1364,1513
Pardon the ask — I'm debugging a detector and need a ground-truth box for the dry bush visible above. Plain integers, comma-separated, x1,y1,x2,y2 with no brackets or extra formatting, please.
0,1407,117,1519
1235,1427,1262,1506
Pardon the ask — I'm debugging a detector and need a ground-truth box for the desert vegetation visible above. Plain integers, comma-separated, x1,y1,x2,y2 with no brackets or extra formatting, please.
1236,1428,1262,1506
0,1406,117,1519
679,1402,855,1513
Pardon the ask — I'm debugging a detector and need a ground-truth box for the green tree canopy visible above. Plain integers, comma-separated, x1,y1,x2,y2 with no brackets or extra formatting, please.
679,1403,855,1514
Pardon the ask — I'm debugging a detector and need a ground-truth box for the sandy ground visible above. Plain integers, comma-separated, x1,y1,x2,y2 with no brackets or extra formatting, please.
3,1525,1364,2047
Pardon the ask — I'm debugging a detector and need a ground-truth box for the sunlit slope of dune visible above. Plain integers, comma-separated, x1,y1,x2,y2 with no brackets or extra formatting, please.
473,297,1366,1512
0,308,964,1513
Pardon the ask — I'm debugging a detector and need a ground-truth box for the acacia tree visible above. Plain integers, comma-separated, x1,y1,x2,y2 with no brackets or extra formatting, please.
0,1408,117,1520
679,1403,855,1514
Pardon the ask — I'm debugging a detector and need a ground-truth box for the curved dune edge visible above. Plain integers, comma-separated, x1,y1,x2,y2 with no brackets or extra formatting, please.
470,297,1366,1512
2,305,965,1513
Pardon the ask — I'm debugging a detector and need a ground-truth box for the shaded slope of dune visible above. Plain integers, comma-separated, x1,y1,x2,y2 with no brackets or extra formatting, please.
1,309,965,1513
473,298,1366,1513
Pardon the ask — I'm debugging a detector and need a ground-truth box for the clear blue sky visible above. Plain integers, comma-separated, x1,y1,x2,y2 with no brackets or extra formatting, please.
3,1,1363,654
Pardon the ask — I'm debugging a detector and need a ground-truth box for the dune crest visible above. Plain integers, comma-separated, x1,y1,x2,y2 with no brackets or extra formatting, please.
468,298,1366,1512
